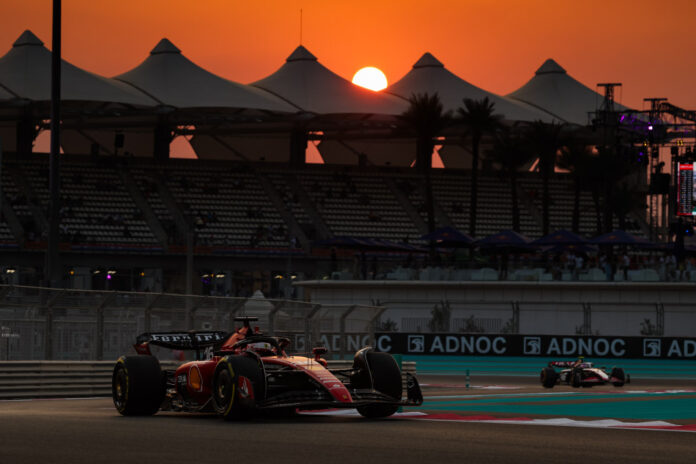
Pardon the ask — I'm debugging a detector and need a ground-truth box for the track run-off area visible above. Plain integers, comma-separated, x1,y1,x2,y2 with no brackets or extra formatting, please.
1,357,696,463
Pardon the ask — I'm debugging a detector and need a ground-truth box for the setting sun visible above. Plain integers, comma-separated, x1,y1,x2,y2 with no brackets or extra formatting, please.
352,67,388,91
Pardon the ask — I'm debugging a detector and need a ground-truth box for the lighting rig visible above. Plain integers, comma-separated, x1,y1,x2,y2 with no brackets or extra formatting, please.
591,84,696,243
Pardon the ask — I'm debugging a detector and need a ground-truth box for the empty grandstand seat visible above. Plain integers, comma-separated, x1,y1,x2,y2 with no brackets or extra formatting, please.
471,267,498,281
628,269,659,282
580,268,606,281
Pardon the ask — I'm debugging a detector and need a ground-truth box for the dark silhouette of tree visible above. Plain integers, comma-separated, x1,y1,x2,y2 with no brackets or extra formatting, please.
399,93,451,240
558,129,595,233
489,125,533,232
595,145,643,233
524,121,566,235
611,181,644,230
457,97,504,238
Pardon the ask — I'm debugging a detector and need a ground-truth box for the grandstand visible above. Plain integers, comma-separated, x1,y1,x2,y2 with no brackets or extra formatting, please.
0,29,691,296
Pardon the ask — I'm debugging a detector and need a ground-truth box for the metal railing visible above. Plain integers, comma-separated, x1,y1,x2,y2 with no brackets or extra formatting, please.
0,285,385,361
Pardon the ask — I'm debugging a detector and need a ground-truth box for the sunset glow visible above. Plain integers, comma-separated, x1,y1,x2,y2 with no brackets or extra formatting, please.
352,67,388,91
1,1,695,108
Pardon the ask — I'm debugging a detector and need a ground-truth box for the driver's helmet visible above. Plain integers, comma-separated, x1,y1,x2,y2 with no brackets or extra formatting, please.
246,341,274,355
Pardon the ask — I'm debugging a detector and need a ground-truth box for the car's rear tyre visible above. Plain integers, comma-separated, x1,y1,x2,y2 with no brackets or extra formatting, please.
611,367,625,387
352,350,402,418
212,355,263,421
540,367,557,388
571,369,583,388
112,355,165,416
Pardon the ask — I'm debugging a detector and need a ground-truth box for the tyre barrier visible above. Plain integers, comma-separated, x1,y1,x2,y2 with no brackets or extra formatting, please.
0,360,416,400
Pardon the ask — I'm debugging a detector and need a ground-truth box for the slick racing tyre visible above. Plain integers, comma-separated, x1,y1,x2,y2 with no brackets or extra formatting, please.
352,350,402,418
212,355,264,421
540,367,557,388
112,355,165,416
571,369,583,388
611,367,626,387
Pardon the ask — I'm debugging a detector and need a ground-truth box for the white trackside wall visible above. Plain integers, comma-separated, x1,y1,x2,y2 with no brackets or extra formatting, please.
294,280,696,337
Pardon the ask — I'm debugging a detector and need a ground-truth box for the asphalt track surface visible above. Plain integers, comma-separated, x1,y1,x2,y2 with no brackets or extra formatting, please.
2,376,696,464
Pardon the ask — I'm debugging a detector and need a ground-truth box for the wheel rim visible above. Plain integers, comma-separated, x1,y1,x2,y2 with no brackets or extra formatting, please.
215,369,233,411
113,368,127,410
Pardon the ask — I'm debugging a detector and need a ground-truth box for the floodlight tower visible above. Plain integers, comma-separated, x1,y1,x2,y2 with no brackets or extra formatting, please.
597,83,622,113
644,98,668,241
596,83,623,145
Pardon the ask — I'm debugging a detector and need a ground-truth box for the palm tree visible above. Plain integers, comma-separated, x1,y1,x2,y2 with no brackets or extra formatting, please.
399,93,451,239
594,145,640,233
611,181,645,230
457,97,504,238
489,125,532,232
524,121,566,235
557,130,595,233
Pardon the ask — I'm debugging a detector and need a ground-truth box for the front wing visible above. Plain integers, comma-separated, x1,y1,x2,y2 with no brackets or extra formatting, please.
258,373,423,410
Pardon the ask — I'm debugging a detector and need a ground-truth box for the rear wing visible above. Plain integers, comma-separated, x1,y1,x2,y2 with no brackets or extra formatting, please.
548,361,592,368
135,331,229,351
548,361,576,368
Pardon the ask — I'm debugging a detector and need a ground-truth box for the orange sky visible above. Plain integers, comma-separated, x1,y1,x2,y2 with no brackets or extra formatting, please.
2,0,696,109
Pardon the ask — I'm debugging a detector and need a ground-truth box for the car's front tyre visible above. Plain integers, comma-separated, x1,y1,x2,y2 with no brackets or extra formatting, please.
540,367,557,388
212,355,263,421
611,367,626,387
352,349,402,419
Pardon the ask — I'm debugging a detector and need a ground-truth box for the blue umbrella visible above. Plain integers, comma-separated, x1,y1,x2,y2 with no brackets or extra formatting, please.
314,236,425,252
476,230,532,249
541,243,598,254
592,230,652,246
420,226,473,247
532,229,587,246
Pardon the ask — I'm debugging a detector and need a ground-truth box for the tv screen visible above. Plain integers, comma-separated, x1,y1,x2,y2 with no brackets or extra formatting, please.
677,163,696,216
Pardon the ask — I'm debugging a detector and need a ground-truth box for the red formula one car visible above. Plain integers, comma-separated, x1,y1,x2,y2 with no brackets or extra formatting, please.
112,317,422,420
540,357,630,388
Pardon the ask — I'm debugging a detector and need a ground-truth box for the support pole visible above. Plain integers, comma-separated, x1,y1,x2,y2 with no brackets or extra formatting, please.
339,305,357,359
304,304,322,353
267,301,286,336
368,306,388,349
45,0,62,288
143,293,163,333
96,292,116,360
228,299,247,333
43,289,65,360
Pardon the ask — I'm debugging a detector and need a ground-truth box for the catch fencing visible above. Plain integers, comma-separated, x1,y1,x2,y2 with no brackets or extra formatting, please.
0,285,385,361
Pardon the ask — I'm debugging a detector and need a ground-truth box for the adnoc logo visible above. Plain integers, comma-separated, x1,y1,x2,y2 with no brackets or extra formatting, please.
408,335,425,353
524,337,541,355
643,338,661,357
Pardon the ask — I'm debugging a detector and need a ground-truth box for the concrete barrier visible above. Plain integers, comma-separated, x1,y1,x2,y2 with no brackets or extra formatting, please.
0,360,416,400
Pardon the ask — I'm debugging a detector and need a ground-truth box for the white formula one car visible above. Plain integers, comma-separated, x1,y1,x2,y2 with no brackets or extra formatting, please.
540,358,630,388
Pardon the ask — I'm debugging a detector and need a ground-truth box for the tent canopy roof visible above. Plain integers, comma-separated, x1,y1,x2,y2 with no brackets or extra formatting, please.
252,45,408,115
507,58,632,125
535,58,566,75
0,30,156,106
388,52,555,122
115,38,295,112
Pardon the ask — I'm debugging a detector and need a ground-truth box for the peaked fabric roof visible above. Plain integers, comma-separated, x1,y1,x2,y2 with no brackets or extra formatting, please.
507,59,631,125
252,45,408,115
0,30,155,105
388,52,554,122
115,39,295,112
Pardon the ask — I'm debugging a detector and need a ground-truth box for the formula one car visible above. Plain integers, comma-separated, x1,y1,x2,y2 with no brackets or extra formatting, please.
112,317,422,420
540,358,630,388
